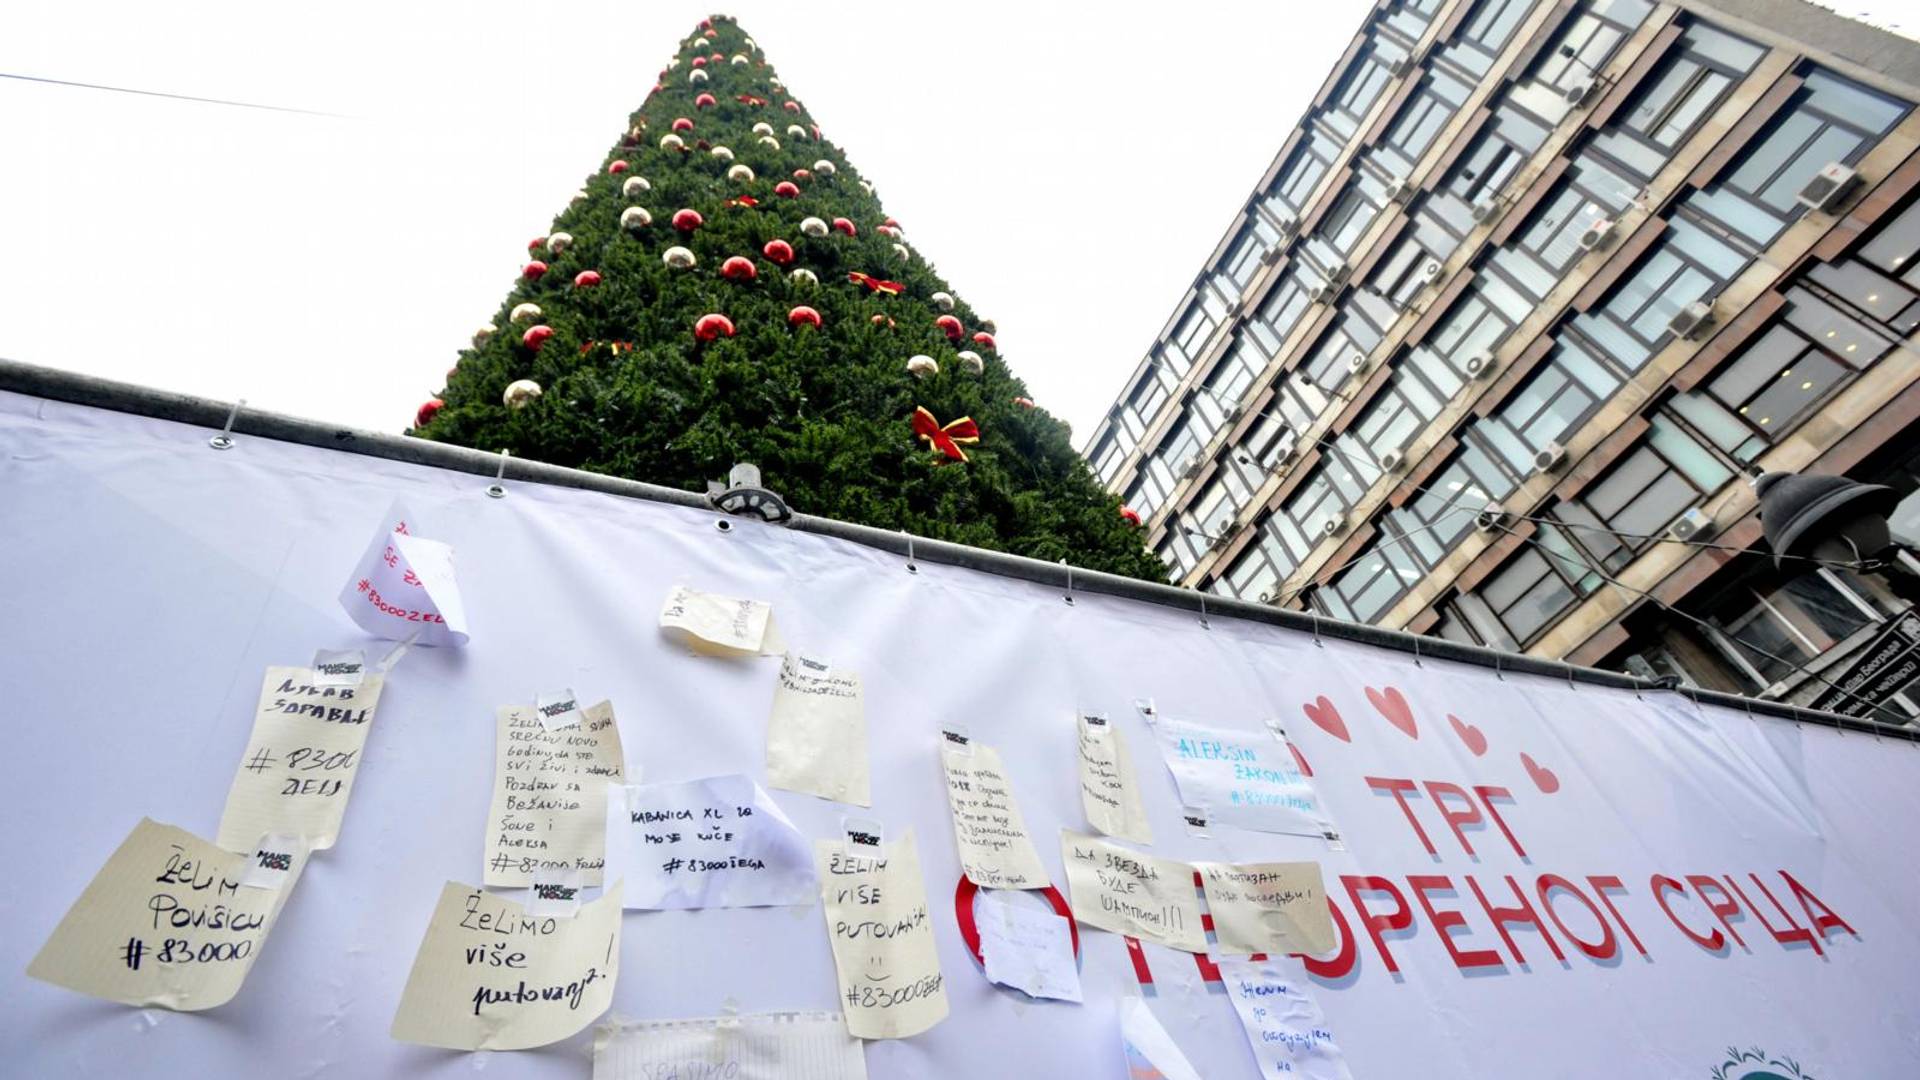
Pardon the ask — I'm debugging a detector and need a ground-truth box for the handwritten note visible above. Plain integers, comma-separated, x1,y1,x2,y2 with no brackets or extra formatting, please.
484,700,625,887
389,880,622,1050
1077,713,1152,844
1120,997,1204,1080
1216,958,1354,1080
28,818,306,1010
976,893,1082,1002
1059,830,1204,953
767,654,871,806
1196,861,1335,956
940,740,1047,889
216,666,385,852
594,1011,868,1079
815,829,948,1039
1153,718,1332,839
605,775,817,909
338,499,469,646
659,584,784,657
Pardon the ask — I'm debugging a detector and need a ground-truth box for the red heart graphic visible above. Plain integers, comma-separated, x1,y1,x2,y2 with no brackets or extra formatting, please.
1287,742,1314,777
1521,752,1560,794
1448,714,1487,756
1365,685,1418,740
1301,696,1349,743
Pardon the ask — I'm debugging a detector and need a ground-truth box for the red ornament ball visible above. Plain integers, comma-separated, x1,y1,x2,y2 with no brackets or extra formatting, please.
573,270,602,288
784,100,801,113
694,313,735,341
1013,396,1035,409
884,217,901,228
695,93,716,109
691,56,707,68
972,331,997,349
523,324,555,350
528,236,547,251
773,181,800,198
671,116,694,132
792,168,811,180
762,239,795,264
672,208,704,232
788,305,822,328
607,160,630,175
831,217,856,236
415,399,443,428
522,260,548,280
1120,506,1142,527
935,315,964,340
699,17,712,29
720,256,757,282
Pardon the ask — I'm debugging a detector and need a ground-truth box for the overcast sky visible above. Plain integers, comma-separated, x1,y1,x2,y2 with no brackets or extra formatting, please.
4,1,1911,455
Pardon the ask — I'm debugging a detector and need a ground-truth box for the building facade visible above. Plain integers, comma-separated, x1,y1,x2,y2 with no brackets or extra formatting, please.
1086,0,1920,721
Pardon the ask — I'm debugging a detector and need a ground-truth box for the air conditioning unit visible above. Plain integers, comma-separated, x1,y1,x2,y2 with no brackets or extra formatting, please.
1179,454,1205,481
1380,448,1406,473
1275,214,1299,239
1577,217,1616,251
1257,590,1275,604
1324,261,1351,288
1320,513,1346,538
1474,502,1509,533
1470,197,1503,224
1796,162,1861,213
1464,351,1497,379
1225,402,1245,424
1532,441,1567,474
1388,56,1413,77
1668,300,1715,341
1668,507,1715,542
1563,76,1597,107
1346,351,1369,375
1384,176,1413,204
1419,258,1445,283
1277,432,1302,462
1305,283,1331,305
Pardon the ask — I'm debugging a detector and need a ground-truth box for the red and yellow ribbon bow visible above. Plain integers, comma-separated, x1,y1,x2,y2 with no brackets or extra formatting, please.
912,406,979,463
724,195,760,208
848,271,904,295
736,94,767,106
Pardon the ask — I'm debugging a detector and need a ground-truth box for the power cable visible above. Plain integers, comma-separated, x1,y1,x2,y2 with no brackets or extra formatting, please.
0,71,345,117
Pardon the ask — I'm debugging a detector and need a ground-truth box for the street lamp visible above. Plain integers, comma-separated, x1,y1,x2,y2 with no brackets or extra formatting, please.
1754,471,1919,603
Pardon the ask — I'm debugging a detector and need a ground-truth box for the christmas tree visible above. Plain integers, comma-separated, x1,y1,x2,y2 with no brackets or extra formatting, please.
412,15,1162,580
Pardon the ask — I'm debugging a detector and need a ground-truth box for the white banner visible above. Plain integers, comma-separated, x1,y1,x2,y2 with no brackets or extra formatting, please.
5,388,1920,1078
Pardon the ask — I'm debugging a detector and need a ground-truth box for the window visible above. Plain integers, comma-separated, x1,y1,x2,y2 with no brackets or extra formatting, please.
1858,193,1920,287
1586,21,1766,183
1215,520,1292,604
1163,281,1233,373
1310,179,1385,259
1471,339,1620,474
1695,567,1893,690
1376,69,1475,177
1301,312,1385,391
1486,155,1638,300
1804,258,1920,337
1473,522,1604,644
1324,34,1404,138
1439,0,1531,77
1368,236,1445,309
1686,69,1909,249
1431,103,1552,227
1188,470,1253,550
1118,364,1175,441
1275,450,1374,566
1263,128,1345,223
1090,431,1129,486
1413,274,1535,383
1565,216,1749,371
1205,335,1268,415
1220,220,1278,293
1560,417,1734,561
1350,372,1444,466
1227,406,1295,490
1158,528,1201,581
1248,274,1310,357
1506,0,1655,124
1396,441,1521,569
1384,0,1446,45
1319,527,1424,623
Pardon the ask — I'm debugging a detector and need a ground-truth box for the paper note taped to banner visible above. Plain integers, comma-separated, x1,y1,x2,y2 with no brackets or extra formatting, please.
659,584,784,657
1196,861,1335,956
1059,830,1204,953
940,738,1048,889
977,892,1082,1002
338,500,469,647
389,879,622,1050
1120,997,1204,1080
1077,713,1152,845
216,666,385,852
27,818,307,1011
1217,957,1354,1080
767,654,871,806
484,700,625,887
816,829,948,1040
594,1011,868,1080
1154,718,1332,839
604,775,818,909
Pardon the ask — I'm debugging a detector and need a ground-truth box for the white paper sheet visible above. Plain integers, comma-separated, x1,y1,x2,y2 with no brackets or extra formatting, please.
1077,713,1152,844
337,500,469,646
604,775,818,909
659,584,783,657
815,830,948,1040
593,1011,868,1079
767,653,871,806
310,648,365,687
1119,997,1203,1080
389,880,623,1050
484,700,625,887
216,666,385,852
1195,861,1336,956
976,893,1082,1003
940,739,1048,889
1152,718,1332,839
1216,958,1353,1080
1059,830,1205,953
